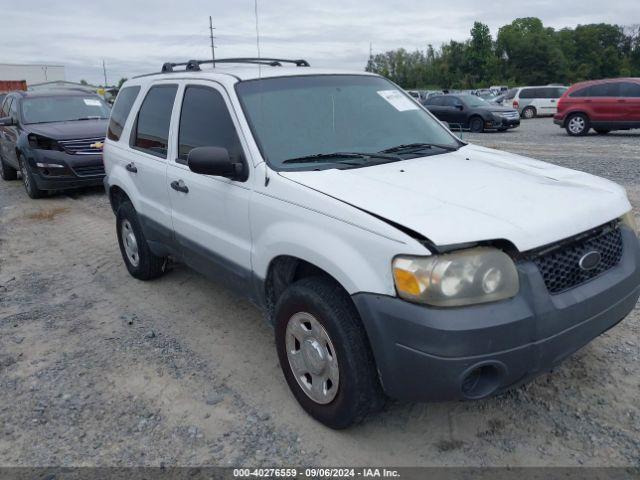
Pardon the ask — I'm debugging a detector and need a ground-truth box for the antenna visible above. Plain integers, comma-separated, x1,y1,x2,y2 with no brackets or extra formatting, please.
209,16,216,67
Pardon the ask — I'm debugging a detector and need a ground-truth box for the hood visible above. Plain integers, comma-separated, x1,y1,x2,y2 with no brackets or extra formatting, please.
25,119,108,140
279,144,631,252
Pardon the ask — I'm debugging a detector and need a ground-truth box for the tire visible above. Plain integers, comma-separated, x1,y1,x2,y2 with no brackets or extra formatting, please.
469,116,484,133
595,129,610,135
0,154,18,181
18,154,46,198
565,113,590,136
275,276,385,429
116,201,166,280
521,106,536,119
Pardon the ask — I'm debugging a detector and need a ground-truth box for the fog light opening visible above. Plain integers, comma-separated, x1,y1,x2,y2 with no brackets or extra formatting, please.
461,364,502,399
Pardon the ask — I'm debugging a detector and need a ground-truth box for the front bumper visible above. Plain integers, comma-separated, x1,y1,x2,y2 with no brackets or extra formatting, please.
27,150,104,190
352,227,640,401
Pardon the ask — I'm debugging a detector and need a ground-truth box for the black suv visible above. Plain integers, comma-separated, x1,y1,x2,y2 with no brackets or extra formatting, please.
0,90,110,198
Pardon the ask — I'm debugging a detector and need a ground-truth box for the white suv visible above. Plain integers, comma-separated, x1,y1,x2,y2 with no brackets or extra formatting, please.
103,58,640,429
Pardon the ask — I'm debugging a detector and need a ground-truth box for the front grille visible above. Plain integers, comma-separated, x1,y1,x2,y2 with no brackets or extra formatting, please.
72,164,105,177
531,223,623,294
58,137,104,155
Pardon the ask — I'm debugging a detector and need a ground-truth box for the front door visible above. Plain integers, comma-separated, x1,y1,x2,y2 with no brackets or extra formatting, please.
167,82,253,293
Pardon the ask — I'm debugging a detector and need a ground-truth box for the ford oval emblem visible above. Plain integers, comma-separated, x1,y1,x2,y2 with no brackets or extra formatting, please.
579,250,602,271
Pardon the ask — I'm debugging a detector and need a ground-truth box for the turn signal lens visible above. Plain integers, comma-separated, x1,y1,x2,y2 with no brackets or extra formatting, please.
392,248,519,307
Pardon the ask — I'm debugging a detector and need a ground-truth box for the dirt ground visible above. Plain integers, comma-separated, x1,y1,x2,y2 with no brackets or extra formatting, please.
0,119,639,467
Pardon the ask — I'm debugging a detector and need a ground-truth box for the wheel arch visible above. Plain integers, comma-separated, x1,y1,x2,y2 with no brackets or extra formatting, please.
263,255,354,324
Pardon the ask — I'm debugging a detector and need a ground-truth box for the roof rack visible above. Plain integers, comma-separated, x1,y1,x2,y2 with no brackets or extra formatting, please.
161,57,310,73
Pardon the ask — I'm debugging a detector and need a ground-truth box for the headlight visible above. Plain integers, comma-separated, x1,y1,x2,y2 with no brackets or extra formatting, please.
392,247,519,307
28,133,63,151
621,211,638,235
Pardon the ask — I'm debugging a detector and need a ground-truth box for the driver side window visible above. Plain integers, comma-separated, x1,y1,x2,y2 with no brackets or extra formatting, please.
177,85,243,167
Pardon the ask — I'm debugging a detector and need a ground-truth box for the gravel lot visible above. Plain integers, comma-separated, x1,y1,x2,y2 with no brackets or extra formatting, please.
0,118,639,467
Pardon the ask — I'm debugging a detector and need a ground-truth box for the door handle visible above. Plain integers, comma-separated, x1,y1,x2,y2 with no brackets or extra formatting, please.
125,162,137,173
170,179,189,193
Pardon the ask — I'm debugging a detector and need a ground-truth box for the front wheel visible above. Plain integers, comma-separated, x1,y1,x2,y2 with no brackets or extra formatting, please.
566,113,590,136
116,201,166,280
275,276,385,429
19,155,46,198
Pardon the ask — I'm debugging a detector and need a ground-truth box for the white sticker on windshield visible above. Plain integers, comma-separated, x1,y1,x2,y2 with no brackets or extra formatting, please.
83,98,102,106
377,90,419,112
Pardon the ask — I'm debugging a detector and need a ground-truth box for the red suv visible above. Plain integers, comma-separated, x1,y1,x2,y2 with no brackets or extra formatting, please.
554,78,640,136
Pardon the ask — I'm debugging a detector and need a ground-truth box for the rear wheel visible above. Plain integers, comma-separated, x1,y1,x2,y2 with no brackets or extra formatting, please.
18,154,46,198
116,201,166,280
566,113,590,136
469,116,484,133
595,129,610,135
522,106,536,119
0,155,18,181
275,276,385,429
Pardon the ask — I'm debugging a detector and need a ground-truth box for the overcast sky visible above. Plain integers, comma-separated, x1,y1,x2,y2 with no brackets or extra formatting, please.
1,0,639,85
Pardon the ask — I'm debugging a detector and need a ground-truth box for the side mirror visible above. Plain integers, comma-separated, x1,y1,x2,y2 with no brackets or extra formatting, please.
0,116,15,127
455,104,464,110
187,146,244,179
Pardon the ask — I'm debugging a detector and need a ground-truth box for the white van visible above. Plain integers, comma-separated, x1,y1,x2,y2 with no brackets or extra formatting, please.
506,86,568,118
103,58,640,429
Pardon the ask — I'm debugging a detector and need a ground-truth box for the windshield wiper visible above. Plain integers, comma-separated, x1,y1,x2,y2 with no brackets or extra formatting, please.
380,142,459,154
74,117,108,121
282,151,401,165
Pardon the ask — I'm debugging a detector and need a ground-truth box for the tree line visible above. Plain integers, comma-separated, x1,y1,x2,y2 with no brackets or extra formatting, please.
365,18,640,89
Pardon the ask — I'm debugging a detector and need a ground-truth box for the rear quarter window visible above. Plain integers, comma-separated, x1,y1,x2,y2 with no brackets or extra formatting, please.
108,86,141,141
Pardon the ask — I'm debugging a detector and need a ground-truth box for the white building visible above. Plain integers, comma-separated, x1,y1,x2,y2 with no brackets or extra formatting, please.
0,63,65,85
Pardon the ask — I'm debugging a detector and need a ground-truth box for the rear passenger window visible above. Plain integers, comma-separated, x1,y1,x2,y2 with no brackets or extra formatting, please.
108,86,140,141
177,86,243,164
505,89,517,100
132,84,178,158
519,89,536,99
619,82,640,97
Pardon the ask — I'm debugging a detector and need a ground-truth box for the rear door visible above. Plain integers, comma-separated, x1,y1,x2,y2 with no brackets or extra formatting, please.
586,83,620,122
125,83,177,246
167,81,253,292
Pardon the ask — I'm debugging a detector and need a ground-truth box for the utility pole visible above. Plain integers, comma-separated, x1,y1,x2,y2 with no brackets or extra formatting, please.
102,59,108,87
369,41,373,59
209,16,216,66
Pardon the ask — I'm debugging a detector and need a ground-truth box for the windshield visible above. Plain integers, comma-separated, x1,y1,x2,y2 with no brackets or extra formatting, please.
21,95,110,124
236,75,460,170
